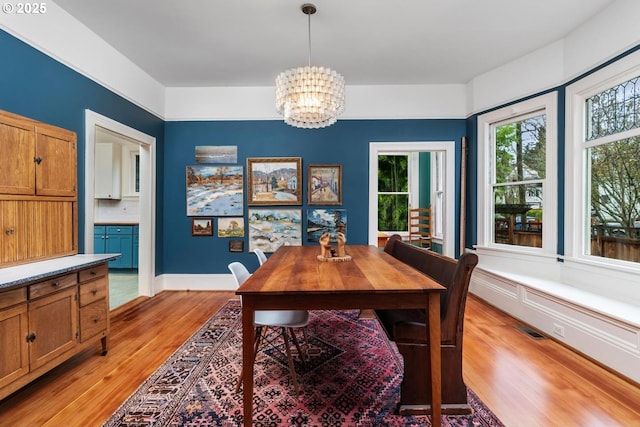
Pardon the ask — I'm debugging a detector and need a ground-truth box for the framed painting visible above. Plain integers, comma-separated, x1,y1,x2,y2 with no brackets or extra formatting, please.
307,209,347,243
247,157,302,205
195,145,237,164
229,240,244,252
308,164,342,205
218,217,245,237
248,209,302,252
191,218,213,236
186,165,243,216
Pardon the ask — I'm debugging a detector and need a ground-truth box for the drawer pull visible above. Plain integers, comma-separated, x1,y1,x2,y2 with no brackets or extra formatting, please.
26,332,37,342
93,316,100,323
52,281,60,288
5,227,15,235
90,270,97,276
91,288,98,295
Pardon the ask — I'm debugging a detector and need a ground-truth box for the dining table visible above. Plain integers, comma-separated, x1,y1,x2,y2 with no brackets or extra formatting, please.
235,244,446,427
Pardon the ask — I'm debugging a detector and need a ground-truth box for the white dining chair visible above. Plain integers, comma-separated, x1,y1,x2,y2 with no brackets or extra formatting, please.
228,261,309,394
253,248,268,266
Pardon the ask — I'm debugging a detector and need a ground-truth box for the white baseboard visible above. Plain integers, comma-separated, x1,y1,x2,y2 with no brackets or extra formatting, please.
154,274,236,293
470,268,640,384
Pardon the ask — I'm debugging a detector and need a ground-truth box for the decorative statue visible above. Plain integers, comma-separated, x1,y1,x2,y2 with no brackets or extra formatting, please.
317,231,351,262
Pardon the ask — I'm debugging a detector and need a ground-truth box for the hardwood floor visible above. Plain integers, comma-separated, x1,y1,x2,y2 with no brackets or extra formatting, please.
0,291,639,427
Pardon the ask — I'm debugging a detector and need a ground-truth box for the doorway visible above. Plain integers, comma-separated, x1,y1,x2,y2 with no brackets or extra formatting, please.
368,141,455,257
84,110,156,307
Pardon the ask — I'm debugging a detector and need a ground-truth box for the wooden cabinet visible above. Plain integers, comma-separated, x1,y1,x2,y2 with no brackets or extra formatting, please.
0,261,110,400
0,110,77,268
0,111,76,197
0,288,29,391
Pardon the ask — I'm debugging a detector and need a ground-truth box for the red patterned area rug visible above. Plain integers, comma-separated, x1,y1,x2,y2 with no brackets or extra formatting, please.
103,300,503,427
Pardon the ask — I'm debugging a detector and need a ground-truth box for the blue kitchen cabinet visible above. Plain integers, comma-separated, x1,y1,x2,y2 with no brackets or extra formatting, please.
94,225,138,269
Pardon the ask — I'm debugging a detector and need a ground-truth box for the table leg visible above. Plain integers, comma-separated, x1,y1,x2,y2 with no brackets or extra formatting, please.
428,293,442,427
242,303,255,427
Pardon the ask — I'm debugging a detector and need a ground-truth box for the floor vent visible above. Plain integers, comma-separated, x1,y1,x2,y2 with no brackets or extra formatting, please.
516,325,546,340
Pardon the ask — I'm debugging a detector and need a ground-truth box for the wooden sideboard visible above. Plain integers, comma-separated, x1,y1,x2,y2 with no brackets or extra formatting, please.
0,255,116,400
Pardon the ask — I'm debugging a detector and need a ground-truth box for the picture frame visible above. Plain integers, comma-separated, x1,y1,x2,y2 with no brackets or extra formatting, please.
308,164,342,205
191,218,213,236
229,240,244,252
195,145,237,164
307,209,347,242
248,209,302,252
217,217,245,237
247,157,302,206
186,165,243,216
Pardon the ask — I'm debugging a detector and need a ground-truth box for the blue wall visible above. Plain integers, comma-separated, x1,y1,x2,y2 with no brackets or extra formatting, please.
164,119,466,273
1,29,467,276
0,30,165,271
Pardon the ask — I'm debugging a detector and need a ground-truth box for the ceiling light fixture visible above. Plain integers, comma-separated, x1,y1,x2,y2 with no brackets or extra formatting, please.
275,3,345,129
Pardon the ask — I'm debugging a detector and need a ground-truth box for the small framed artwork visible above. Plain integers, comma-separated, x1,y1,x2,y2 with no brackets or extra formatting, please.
195,145,237,164
186,165,243,216
218,217,245,237
307,209,347,242
191,218,213,236
247,157,302,206
308,164,342,205
248,209,302,252
229,240,244,252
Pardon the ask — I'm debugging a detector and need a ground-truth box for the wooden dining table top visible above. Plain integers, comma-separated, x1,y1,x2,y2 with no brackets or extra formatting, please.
236,245,445,304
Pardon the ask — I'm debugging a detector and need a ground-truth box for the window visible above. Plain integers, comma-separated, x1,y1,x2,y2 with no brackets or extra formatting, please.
377,153,418,233
477,93,557,253
566,54,640,266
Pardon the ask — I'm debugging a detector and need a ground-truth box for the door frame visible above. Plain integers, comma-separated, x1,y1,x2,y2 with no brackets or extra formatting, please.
84,110,156,297
368,141,455,257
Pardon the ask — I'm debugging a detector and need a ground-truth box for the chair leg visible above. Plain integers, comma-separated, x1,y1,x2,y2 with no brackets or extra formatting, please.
235,326,265,393
281,327,300,395
288,327,306,368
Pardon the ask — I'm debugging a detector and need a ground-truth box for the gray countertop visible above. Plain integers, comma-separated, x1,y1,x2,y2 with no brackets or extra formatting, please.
0,254,120,290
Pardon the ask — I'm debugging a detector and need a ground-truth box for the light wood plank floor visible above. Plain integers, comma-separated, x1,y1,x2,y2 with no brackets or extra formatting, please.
0,291,638,427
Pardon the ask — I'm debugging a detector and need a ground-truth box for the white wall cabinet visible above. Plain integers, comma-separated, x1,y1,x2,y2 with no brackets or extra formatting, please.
94,142,122,200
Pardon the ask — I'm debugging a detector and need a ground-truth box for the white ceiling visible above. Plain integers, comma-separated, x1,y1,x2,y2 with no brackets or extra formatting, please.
53,0,615,88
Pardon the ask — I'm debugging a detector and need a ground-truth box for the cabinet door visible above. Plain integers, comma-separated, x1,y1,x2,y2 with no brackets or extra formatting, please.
34,123,77,197
28,286,78,371
26,200,76,261
0,112,35,195
0,301,29,389
0,200,29,264
94,226,106,254
107,234,133,268
132,227,139,269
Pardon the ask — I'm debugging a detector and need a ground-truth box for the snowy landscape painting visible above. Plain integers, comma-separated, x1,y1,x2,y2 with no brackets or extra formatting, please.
248,209,302,252
186,165,243,216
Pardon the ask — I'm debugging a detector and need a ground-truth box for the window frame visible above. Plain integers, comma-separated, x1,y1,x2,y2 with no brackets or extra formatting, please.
477,92,558,255
376,152,419,234
565,50,640,270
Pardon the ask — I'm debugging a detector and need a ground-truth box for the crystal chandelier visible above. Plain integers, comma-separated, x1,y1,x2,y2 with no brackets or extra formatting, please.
275,3,345,129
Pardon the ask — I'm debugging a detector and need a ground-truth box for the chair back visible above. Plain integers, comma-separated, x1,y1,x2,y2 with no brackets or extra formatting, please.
228,261,251,289
253,248,267,266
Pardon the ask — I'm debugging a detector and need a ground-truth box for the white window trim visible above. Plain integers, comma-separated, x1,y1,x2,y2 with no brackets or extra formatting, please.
565,49,640,274
431,152,444,239
476,92,558,256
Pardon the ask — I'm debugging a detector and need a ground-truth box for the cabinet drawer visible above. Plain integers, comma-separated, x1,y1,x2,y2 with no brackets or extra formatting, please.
79,278,107,307
78,263,108,283
79,301,108,342
29,273,77,299
106,226,133,235
0,287,27,310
